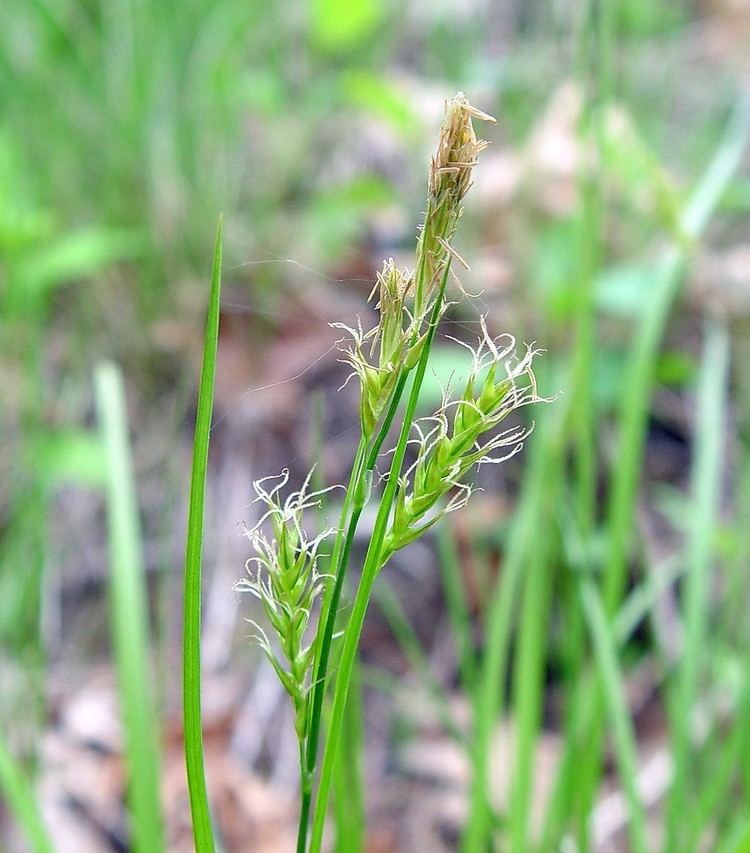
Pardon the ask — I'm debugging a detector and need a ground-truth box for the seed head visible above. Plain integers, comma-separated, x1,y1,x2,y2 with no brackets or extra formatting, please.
334,95,496,435
381,322,548,561
416,93,496,316
235,469,337,738
369,260,414,370
334,260,426,437
429,92,495,207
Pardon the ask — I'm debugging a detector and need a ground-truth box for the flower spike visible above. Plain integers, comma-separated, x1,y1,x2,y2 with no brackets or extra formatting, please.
235,470,337,739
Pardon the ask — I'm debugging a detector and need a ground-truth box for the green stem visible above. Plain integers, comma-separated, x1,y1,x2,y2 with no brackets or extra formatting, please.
297,745,312,853
558,2,613,837
182,220,222,853
462,410,557,852
332,659,365,852
306,438,367,756
298,371,411,852
96,363,164,852
309,268,450,853
436,524,477,693
0,734,54,853
578,576,648,853
665,317,729,851
508,489,556,851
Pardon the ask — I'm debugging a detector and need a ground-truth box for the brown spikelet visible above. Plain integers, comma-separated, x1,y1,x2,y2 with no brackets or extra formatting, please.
415,92,496,316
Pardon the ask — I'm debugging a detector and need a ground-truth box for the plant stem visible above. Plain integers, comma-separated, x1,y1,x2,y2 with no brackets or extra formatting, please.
462,406,557,852
96,362,164,852
182,219,222,853
298,371,410,852
578,576,648,853
558,2,613,837
0,734,54,853
436,524,477,694
508,478,556,851
665,317,729,850
332,658,365,852
296,744,312,853
306,438,367,753
308,267,450,853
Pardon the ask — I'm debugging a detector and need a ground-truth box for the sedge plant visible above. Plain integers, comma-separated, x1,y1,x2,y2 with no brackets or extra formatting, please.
234,93,549,852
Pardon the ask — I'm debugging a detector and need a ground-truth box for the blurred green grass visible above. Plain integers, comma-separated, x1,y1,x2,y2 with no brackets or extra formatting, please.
2,0,750,850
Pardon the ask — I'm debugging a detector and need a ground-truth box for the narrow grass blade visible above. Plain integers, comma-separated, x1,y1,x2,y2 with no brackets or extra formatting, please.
463,403,560,852
603,94,750,612
573,96,750,837
182,219,222,853
0,735,55,853
309,270,450,853
693,711,746,847
509,511,555,851
538,663,593,850
666,317,730,849
332,658,365,853
717,816,750,853
305,365,412,812
612,555,682,646
578,576,648,853
95,362,164,852
436,524,477,692
374,579,466,746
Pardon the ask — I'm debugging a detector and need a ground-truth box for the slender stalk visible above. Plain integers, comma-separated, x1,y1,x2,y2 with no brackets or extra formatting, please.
0,734,54,853
717,817,750,853
309,267,450,853
564,3,615,837
462,403,560,852
307,370,409,760
692,703,746,847
578,576,648,853
666,317,729,850
298,370,411,851
182,219,222,853
306,438,367,757
96,362,164,852
374,578,467,746
569,0,609,542
332,658,365,852
296,744,312,853
295,94,495,849
508,489,556,851
538,663,593,850
436,524,477,692
540,552,686,849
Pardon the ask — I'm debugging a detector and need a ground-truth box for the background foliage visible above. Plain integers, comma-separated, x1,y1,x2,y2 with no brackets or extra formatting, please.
2,0,750,850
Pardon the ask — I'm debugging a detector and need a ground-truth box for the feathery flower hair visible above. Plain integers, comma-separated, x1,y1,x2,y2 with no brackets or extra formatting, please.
235,469,337,738
382,320,548,561
334,94,496,437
